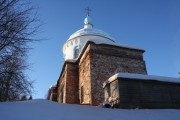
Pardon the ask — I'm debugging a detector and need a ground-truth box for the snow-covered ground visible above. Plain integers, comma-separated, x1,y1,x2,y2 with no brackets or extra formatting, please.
0,99,180,120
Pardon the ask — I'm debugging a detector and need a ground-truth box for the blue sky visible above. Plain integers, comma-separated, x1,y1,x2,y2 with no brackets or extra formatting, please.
28,0,180,98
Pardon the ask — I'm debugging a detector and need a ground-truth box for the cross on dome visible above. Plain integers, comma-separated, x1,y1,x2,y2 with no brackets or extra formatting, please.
85,7,91,16
84,7,93,28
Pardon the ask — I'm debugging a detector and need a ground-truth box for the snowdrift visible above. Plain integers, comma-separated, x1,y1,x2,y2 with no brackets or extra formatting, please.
0,99,180,120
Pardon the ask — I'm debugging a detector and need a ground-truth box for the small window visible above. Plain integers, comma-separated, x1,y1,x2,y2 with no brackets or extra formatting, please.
75,39,78,44
60,91,64,103
81,86,84,103
74,46,79,59
63,54,66,61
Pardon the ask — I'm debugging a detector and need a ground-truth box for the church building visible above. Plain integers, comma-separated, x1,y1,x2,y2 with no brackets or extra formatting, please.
48,13,147,105
48,12,180,108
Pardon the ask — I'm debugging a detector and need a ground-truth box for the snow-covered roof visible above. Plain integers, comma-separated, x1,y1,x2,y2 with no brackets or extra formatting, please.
49,84,56,89
65,59,77,63
68,15,114,41
88,39,144,51
103,73,180,88
68,27,115,41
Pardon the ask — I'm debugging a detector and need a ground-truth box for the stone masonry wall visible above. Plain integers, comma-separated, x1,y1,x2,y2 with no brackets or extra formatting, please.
57,62,79,104
49,87,57,102
57,42,147,106
89,43,147,105
47,86,57,102
57,66,67,103
65,63,79,104
79,45,92,104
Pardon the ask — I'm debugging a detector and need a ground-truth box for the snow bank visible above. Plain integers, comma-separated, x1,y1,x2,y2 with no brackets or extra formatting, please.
103,73,180,87
0,99,180,120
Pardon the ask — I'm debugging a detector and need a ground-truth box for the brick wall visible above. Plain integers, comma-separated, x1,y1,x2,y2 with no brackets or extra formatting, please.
49,87,57,101
57,66,66,103
57,62,79,104
47,86,57,101
56,42,147,106
89,43,147,105
79,45,92,104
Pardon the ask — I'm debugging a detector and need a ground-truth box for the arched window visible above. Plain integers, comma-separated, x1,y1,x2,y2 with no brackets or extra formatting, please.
74,46,80,59
63,54,66,61
81,85,84,103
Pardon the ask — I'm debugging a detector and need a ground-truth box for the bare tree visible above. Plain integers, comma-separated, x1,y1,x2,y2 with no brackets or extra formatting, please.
0,0,39,101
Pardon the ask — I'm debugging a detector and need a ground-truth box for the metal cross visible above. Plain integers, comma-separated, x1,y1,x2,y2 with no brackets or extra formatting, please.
85,7,91,16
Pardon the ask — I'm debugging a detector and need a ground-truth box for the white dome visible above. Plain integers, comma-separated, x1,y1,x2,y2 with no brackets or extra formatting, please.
68,27,114,41
63,15,115,61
